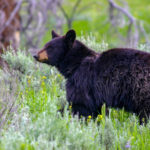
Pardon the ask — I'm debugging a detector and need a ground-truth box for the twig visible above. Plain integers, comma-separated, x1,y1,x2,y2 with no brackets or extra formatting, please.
108,0,139,47
70,0,82,19
108,0,135,23
57,0,82,29
57,2,70,22
21,1,33,31
139,21,149,43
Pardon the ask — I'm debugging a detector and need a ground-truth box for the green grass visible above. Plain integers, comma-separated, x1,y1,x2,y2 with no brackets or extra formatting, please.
0,37,150,150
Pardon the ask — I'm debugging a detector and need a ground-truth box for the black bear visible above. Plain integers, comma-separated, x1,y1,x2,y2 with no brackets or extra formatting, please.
34,29,150,124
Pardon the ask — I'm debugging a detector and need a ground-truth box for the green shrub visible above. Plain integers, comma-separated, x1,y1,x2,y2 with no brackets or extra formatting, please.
78,34,108,52
0,70,20,131
2,48,35,75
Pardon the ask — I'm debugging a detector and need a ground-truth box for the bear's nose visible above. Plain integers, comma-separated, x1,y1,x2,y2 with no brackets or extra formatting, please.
33,55,38,60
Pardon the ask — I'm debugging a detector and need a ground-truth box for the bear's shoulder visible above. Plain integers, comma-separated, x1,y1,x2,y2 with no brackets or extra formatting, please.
98,48,150,63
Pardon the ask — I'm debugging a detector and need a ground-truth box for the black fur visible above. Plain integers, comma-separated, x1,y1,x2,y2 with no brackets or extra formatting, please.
35,30,150,124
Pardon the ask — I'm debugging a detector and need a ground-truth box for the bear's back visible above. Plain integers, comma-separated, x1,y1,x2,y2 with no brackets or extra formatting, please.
95,48,150,74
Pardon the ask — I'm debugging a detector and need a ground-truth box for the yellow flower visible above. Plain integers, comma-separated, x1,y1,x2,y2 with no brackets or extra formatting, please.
98,115,103,120
87,115,92,123
142,118,145,123
57,74,61,78
28,79,31,84
97,115,103,123
88,115,92,119
42,76,47,79
69,105,72,109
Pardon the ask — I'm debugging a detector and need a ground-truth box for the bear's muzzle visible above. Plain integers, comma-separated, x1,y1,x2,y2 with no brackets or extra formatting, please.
33,49,48,62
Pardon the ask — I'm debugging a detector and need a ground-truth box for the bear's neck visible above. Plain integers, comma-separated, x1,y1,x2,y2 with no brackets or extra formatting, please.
57,40,99,78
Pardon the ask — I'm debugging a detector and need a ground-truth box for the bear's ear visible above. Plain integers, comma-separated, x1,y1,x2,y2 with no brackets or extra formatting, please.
51,30,59,39
65,29,76,49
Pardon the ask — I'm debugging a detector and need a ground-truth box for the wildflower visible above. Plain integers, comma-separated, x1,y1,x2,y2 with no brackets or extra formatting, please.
125,141,131,149
97,114,103,123
88,115,92,119
142,118,145,123
28,79,31,84
98,114,103,120
87,115,92,123
42,76,47,79
57,74,61,78
69,105,72,110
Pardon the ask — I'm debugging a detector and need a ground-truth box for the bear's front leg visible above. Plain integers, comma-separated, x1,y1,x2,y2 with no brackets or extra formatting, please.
71,104,92,117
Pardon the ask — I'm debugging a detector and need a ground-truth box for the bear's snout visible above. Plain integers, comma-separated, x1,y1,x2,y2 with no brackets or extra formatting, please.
33,54,38,60
33,49,48,62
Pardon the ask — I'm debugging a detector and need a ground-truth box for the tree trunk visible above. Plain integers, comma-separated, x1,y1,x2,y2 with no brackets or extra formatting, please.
0,0,21,55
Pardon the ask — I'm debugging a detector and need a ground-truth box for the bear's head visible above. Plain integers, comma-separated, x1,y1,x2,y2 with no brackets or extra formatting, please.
33,30,76,66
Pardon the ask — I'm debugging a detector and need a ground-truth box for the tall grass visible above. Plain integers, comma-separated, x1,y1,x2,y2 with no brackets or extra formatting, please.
0,38,150,150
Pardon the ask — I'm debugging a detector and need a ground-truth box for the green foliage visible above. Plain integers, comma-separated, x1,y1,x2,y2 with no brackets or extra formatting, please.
1,36,150,150
2,49,35,75
78,33,108,51
0,69,21,131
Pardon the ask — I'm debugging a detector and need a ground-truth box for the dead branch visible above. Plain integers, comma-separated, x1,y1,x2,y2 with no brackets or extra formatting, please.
70,0,81,19
108,0,149,47
109,0,135,23
20,0,63,49
57,0,82,29
108,0,139,47
139,21,149,43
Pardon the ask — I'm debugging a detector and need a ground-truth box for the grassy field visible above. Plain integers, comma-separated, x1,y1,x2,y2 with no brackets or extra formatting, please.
0,36,150,150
